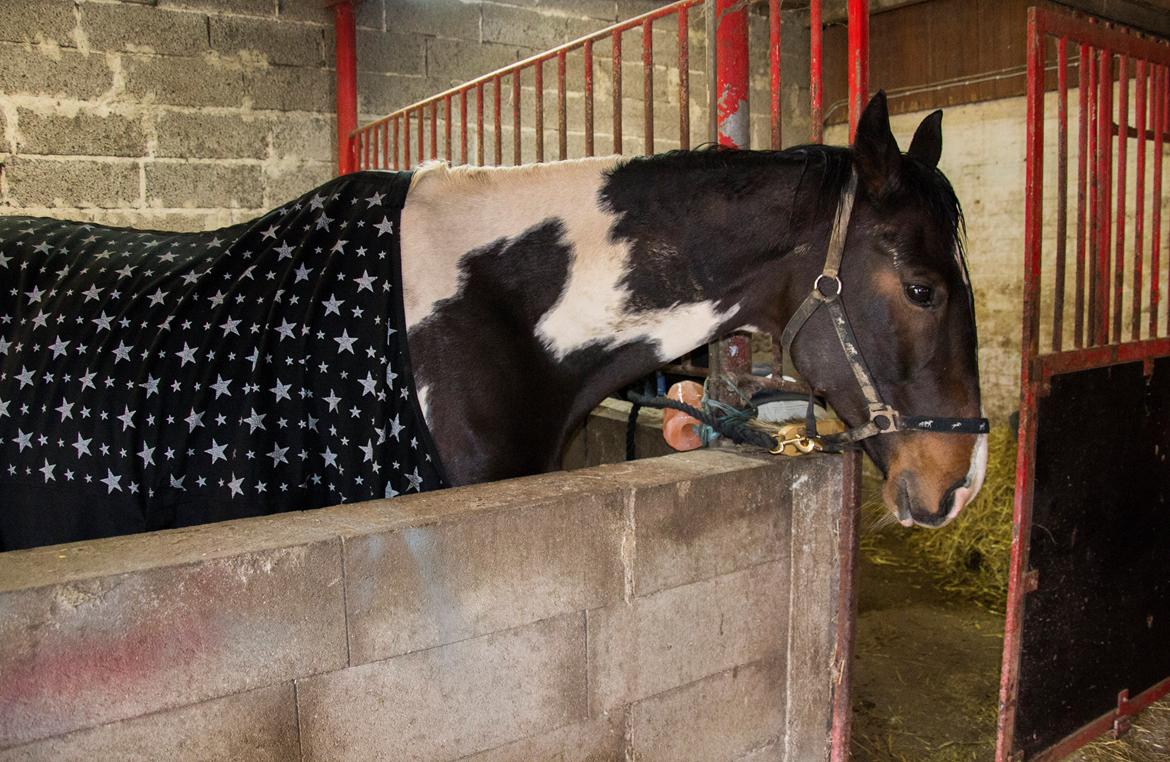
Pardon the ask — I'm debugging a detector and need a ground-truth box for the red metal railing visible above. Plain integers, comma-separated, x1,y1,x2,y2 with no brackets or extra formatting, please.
339,0,865,172
999,8,1170,762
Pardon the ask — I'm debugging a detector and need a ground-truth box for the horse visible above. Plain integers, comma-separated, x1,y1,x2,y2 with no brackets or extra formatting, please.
402,91,986,527
0,91,985,550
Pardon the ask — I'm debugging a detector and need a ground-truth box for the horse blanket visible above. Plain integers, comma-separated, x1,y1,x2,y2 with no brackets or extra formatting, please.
0,170,446,551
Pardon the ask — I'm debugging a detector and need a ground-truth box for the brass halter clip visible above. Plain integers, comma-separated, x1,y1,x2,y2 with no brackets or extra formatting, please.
769,422,820,456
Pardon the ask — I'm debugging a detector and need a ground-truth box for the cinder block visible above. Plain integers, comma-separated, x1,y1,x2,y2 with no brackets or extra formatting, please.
145,162,264,208
587,560,788,712
244,65,335,112
783,455,847,762
461,713,624,761
81,3,209,57
354,0,384,31
277,0,333,24
426,38,519,82
355,71,444,118
0,684,299,762
606,449,794,596
155,112,269,159
90,208,237,233
158,0,275,16
4,157,139,209
270,113,335,161
0,1,77,47
210,15,324,67
0,45,112,100
581,400,671,468
297,612,588,761
263,160,335,207
16,110,146,158
0,538,346,747
341,28,425,75
343,483,624,664
481,5,600,50
384,0,480,41
517,0,618,22
627,657,785,761
122,55,245,108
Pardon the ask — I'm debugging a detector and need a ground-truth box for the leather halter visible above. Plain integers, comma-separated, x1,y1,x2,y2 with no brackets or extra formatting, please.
779,170,990,449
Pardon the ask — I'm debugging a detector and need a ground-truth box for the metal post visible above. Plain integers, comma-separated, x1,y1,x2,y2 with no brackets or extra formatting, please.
710,0,752,394
847,0,869,140
330,0,358,175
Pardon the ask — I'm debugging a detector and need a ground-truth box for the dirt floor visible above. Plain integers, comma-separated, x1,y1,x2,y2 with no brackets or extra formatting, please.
851,477,1170,762
851,526,1004,761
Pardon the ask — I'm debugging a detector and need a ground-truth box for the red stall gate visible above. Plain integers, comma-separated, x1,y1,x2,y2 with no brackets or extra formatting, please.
998,7,1170,761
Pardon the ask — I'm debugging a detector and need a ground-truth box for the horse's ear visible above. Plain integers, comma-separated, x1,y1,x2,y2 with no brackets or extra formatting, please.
908,109,943,168
852,91,902,199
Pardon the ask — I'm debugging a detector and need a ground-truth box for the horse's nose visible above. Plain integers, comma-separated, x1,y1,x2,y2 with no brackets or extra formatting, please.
941,477,975,521
893,473,953,528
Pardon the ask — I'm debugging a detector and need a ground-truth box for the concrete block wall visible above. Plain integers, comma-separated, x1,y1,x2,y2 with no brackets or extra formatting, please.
0,449,855,760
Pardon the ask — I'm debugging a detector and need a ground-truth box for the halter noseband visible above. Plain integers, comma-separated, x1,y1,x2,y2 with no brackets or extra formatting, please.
778,170,989,451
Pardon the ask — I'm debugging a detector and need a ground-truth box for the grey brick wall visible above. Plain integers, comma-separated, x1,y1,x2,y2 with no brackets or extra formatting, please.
0,0,814,232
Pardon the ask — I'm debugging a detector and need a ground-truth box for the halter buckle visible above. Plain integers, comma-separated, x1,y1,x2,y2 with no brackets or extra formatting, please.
814,273,842,300
868,406,899,433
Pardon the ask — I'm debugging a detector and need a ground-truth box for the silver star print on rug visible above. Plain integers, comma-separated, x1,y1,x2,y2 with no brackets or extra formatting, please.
0,171,445,550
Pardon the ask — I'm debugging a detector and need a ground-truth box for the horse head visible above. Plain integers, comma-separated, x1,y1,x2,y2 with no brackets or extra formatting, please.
782,92,986,528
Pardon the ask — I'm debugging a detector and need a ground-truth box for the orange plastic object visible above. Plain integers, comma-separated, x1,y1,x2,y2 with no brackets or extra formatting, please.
662,380,704,451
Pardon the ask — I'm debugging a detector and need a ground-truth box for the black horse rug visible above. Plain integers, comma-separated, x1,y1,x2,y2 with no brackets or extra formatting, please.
0,170,446,551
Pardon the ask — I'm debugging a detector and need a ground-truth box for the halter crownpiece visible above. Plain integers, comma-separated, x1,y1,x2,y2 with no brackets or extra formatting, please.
778,169,989,451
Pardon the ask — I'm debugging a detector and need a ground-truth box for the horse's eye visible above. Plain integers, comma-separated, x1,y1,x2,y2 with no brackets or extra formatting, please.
904,283,934,306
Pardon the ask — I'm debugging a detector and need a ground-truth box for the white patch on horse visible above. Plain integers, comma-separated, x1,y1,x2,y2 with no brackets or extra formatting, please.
417,383,432,427
399,157,625,332
947,422,987,521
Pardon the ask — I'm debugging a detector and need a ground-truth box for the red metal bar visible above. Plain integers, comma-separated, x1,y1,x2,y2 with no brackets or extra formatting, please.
444,95,453,162
557,51,567,160
1155,66,1166,337
460,90,468,165
1133,60,1146,340
1075,44,1089,348
535,62,545,162
403,111,411,169
810,0,823,143
847,0,869,141
1113,54,1127,343
642,18,654,155
331,0,358,174
613,30,623,153
1038,337,1170,379
1096,50,1113,345
493,76,502,165
678,8,690,150
392,116,400,170
997,16,1045,759
416,106,424,165
769,0,781,150
715,0,748,148
1054,37,1069,353
476,83,485,165
1035,676,1170,762
1088,50,1100,344
584,39,595,156
512,70,521,165
429,101,438,161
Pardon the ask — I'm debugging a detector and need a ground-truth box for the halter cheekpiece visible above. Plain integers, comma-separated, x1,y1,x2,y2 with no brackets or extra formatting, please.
777,170,990,451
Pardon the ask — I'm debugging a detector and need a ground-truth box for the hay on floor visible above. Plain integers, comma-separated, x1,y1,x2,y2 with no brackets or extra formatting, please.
861,426,1016,612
